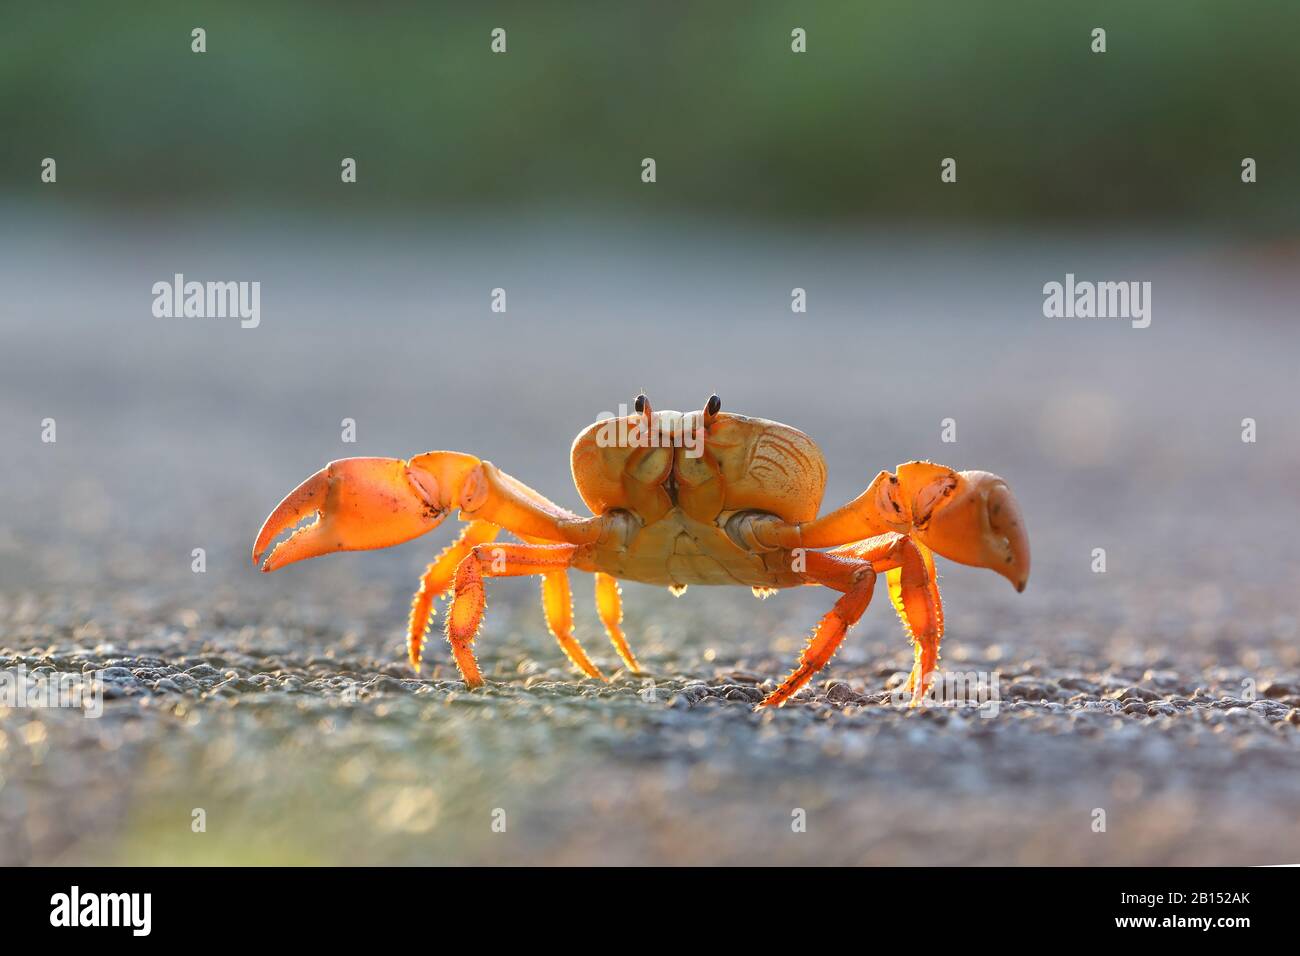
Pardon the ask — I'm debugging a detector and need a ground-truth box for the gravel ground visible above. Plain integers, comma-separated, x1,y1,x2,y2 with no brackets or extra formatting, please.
3,589,1299,866
2,211,1299,865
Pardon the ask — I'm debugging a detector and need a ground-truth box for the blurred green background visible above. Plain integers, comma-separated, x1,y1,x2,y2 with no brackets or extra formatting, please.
3,0,1297,227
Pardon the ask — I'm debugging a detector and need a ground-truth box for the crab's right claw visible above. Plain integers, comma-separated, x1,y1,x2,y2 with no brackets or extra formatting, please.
252,455,476,572
901,464,1030,593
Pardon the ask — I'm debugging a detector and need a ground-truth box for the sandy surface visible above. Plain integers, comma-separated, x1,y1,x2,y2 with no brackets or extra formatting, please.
2,211,1298,864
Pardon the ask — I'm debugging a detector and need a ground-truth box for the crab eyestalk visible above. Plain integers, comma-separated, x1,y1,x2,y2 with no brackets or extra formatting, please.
899,464,1030,592
701,393,721,428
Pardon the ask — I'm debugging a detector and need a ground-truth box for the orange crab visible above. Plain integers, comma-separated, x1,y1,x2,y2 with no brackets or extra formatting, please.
252,395,1029,708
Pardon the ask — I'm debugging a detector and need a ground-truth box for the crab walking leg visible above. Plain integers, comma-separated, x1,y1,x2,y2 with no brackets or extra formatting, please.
760,553,877,709
407,466,609,676
760,534,943,709
593,572,643,675
832,534,943,705
445,542,580,687
512,523,607,680
540,571,605,680
408,520,500,671
884,541,944,697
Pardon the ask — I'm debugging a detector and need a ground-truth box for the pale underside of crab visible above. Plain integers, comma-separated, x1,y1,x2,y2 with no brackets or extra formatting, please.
252,395,1029,708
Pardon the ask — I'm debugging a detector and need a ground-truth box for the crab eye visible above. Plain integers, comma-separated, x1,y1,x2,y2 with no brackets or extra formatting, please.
702,394,722,428
634,394,648,414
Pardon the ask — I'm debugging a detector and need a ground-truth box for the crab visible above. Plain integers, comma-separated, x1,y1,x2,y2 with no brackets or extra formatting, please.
252,395,1029,708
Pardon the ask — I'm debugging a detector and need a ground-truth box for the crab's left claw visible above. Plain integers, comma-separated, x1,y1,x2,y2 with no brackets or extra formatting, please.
900,464,1030,592
252,455,477,572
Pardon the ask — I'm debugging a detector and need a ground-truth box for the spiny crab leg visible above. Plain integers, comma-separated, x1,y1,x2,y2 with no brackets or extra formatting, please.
444,542,581,688
407,519,500,671
884,540,944,699
540,570,606,680
760,554,877,709
594,571,643,675
252,453,481,572
760,534,942,709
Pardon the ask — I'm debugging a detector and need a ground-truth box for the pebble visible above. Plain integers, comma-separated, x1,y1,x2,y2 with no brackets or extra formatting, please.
1108,685,1160,702
367,676,408,694
825,681,858,703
